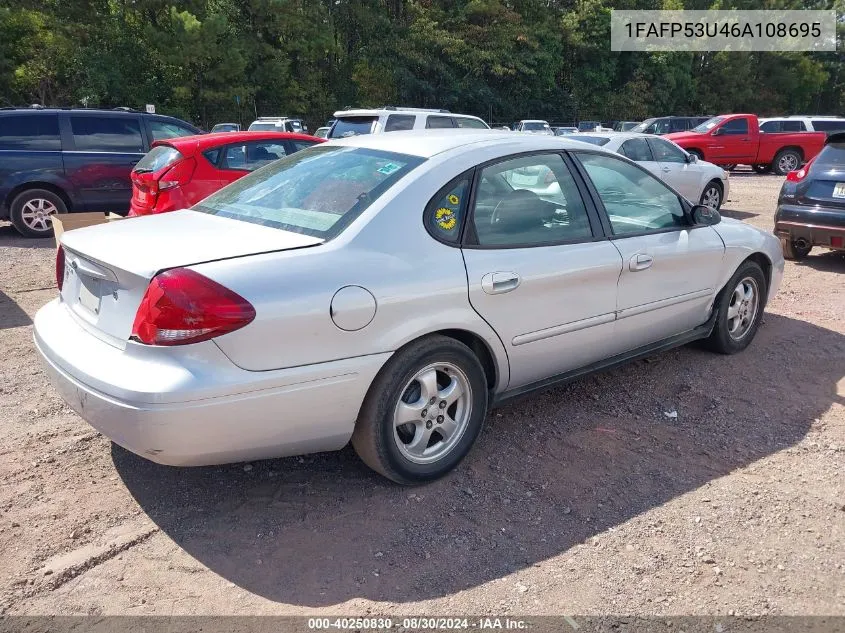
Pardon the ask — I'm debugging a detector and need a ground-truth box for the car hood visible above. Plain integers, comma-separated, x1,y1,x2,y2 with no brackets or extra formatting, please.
664,131,704,143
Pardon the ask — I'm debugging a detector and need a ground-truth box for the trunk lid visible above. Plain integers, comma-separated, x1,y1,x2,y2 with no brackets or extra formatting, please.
59,210,323,348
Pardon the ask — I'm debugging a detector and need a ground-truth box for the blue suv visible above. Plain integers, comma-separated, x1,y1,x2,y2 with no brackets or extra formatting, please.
0,107,201,237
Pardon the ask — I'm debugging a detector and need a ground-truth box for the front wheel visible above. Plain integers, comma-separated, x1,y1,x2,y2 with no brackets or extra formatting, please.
772,149,801,176
351,335,489,484
703,260,767,355
700,181,723,209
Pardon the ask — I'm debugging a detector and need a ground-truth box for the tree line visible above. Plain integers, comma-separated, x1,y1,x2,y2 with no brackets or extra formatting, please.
0,0,842,131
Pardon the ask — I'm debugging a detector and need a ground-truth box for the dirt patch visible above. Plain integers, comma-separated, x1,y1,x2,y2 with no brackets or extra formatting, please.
0,172,843,616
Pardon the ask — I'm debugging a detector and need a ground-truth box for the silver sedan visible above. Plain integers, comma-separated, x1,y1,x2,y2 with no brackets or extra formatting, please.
34,131,784,484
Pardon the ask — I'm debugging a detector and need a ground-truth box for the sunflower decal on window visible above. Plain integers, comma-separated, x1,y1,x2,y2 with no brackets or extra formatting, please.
435,207,457,231
447,193,460,205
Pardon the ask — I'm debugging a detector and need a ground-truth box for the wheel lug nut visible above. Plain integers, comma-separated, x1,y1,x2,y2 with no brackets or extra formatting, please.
437,415,444,423
429,397,436,405
439,400,447,409
421,409,428,418
426,421,433,429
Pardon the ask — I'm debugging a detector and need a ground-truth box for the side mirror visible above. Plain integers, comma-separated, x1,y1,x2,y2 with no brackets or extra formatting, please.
712,127,723,136
686,153,698,164
691,204,721,226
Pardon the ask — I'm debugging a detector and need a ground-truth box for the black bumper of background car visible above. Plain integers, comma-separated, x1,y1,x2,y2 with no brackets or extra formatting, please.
774,204,845,251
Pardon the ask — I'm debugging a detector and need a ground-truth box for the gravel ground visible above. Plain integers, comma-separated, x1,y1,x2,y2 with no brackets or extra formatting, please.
0,171,843,617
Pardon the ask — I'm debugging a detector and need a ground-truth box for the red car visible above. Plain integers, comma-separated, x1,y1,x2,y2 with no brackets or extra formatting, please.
129,131,323,216
665,114,827,175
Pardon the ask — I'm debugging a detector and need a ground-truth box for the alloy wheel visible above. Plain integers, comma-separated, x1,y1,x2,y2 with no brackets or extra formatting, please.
726,276,759,341
778,153,799,173
393,362,472,465
701,186,721,209
20,198,58,232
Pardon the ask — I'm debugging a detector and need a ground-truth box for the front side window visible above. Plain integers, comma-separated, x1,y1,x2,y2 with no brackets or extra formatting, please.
149,119,196,141
455,117,489,129
576,152,686,235
470,153,593,247
426,116,456,129
385,115,415,132
619,138,654,162
0,114,60,150
222,141,288,171
195,146,423,239
328,116,377,138
720,118,749,135
648,138,687,163
70,116,144,152
426,178,469,243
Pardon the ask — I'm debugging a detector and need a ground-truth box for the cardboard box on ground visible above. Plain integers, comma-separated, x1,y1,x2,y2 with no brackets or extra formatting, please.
52,213,124,248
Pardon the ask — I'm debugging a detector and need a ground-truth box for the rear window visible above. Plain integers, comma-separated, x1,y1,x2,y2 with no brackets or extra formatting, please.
248,122,281,132
813,142,845,167
194,146,424,239
522,122,550,132
569,135,611,146
134,145,183,173
329,117,377,138
71,116,144,152
0,114,61,150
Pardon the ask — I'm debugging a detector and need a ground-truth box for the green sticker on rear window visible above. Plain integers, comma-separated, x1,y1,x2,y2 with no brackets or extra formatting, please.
378,162,402,175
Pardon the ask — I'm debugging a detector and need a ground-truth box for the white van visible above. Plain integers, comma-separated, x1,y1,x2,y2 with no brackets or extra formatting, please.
328,107,489,139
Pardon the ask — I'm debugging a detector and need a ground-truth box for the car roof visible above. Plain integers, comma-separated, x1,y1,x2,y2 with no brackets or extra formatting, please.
325,129,598,158
571,131,653,139
521,119,549,123
333,108,480,119
154,130,319,151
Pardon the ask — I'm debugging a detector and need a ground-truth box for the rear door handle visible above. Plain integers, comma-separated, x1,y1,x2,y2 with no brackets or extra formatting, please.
481,272,521,294
629,253,653,272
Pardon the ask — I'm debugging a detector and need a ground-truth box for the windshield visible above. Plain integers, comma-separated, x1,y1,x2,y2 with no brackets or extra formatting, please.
815,142,845,168
194,146,424,239
692,117,725,133
329,116,378,138
523,122,550,131
569,135,611,146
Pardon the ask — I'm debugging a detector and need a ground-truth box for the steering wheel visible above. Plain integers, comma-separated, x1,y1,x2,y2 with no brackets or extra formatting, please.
490,188,544,226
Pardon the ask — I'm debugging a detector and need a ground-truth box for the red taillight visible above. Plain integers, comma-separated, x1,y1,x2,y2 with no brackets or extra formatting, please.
158,158,196,190
130,268,255,346
56,246,65,292
785,156,816,182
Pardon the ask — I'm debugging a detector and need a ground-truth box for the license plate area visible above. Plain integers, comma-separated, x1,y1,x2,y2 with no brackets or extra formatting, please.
833,183,845,199
78,277,101,315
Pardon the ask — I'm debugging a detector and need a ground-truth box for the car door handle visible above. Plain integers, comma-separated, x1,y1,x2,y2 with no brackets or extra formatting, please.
481,272,521,294
661,167,671,172
629,254,653,272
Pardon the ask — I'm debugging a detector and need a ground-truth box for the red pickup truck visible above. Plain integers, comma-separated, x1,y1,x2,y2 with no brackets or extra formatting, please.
665,114,826,175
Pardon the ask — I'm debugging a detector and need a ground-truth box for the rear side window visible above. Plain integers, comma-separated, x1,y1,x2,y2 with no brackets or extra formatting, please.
426,178,469,243
0,114,60,150
222,141,288,171
134,145,183,173
426,116,456,129
811,120,845,133
70,116,144,152
455,117,489,129
782,120,806,132
619,138,654,162
195,146,424,239
203,148,221,165
329,117,377,138
385,115,415,132
760,121,781,133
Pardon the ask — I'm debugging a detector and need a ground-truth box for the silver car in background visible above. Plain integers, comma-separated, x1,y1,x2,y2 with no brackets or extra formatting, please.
34,131,783,484
568,132,730,209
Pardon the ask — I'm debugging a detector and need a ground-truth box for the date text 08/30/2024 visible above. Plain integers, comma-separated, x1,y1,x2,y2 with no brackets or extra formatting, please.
307,618,529,630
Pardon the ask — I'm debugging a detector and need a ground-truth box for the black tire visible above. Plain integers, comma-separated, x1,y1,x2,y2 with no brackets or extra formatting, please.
722,164,737,171
699,180,723,210
10,188,67,238
351,335,489,484
771,149,801,176
782,238,812,260
752,164,771,174
703,260,767,355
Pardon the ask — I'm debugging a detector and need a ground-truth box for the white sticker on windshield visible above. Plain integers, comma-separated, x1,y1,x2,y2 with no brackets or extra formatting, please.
377,162,402,176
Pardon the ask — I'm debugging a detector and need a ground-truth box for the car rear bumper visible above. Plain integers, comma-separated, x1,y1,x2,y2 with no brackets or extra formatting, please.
34,298,391,466
775,204,845,250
